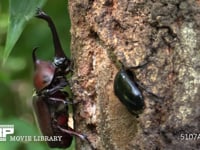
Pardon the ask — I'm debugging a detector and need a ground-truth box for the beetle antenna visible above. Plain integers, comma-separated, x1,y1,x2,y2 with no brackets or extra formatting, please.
35,8,66,60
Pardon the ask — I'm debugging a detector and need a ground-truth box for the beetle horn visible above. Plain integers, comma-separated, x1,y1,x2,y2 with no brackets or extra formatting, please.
35,8,66,59
32,47,39,69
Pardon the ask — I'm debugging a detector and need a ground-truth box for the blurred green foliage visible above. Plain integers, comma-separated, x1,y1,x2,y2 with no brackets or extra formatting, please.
0,0,74,150
3,0,46,64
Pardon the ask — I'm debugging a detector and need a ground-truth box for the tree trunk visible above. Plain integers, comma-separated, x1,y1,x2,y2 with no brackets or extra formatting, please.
68,0,200,149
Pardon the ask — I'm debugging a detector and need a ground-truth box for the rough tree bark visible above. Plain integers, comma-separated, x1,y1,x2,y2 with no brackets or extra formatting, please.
68,0,200,149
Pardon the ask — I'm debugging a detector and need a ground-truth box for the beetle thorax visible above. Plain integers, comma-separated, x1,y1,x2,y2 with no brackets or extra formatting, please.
34,60,55,91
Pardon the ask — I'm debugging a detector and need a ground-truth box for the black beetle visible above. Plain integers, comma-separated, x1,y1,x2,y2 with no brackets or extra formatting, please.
114,68,145,115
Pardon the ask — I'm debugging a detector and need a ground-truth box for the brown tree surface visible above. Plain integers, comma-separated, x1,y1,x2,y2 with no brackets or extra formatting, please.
68,0,200,149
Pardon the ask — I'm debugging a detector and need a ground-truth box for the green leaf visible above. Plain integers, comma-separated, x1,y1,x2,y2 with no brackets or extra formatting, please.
3,0,46,65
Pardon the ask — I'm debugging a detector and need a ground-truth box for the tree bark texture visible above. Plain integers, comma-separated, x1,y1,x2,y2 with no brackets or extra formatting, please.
68,0,200,149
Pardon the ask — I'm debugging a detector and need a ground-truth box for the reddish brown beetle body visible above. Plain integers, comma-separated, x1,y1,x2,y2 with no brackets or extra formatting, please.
34,61,55,91
32,48,56,91
33,95,73,148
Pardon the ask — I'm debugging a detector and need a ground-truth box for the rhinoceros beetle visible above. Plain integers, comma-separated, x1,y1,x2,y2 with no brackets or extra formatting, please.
32,9,94,149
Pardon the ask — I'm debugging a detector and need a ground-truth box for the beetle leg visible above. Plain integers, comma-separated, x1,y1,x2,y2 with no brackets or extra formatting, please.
127,61,149,70
57,126,95,150
48,97,71,104
40,81,67,95
48,97,79,105
135,81,163,102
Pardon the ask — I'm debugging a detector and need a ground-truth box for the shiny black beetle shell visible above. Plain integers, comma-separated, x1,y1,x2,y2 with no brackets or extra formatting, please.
114,68,145,115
